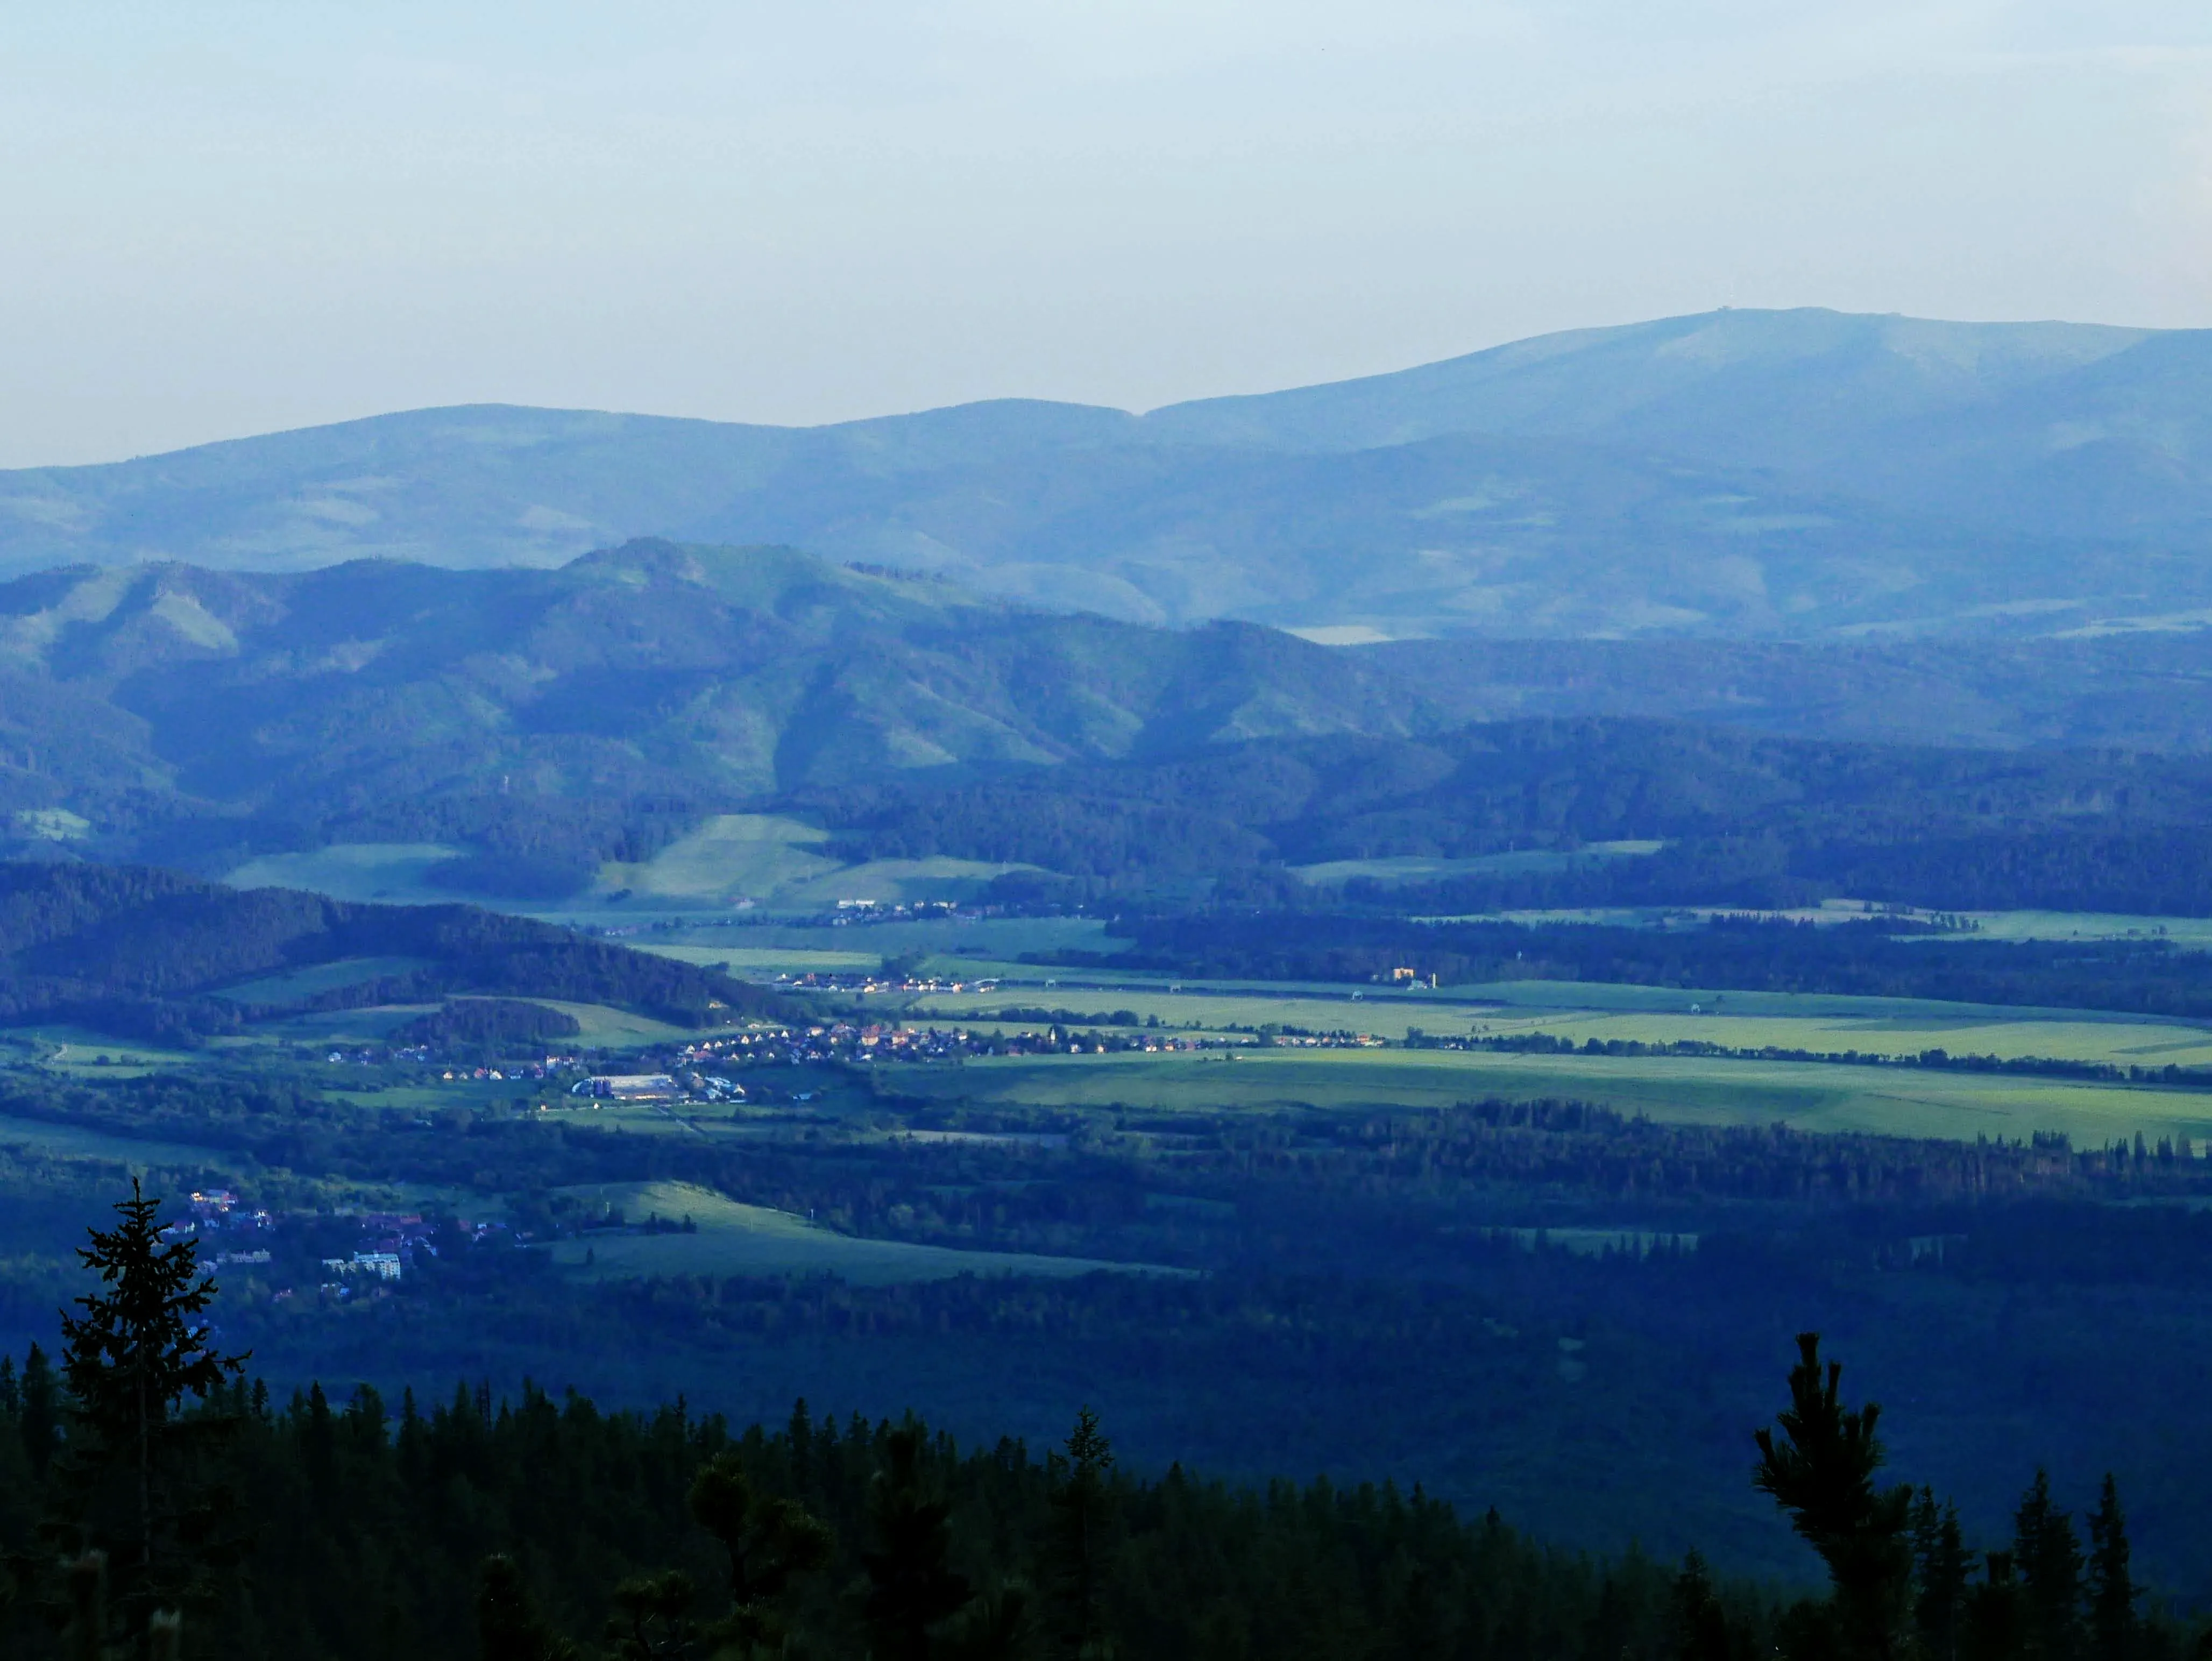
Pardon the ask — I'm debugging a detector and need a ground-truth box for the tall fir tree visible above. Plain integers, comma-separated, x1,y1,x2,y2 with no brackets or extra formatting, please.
2014,1470,2084,1661
862,1425,974,1661
1963,1553,2026,1661
1753,1333,1915,1661
2085,1475,2137,1661
1047,1407,1116,1661
685,1448,832,1657
1912,1487,1972,1661
476,1556,578,1661
51,1179,248,1635
20,1342,60,1479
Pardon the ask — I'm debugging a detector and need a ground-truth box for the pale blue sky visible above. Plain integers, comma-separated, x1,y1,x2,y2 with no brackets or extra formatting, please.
3,2,2208,466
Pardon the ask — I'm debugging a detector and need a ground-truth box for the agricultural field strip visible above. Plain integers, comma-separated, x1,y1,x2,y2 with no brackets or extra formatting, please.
906,966,2197,1027
892,990,2212,1067
888,1047,2212,1146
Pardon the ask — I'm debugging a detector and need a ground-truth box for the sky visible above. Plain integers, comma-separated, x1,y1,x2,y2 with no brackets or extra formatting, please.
2,2,2209,467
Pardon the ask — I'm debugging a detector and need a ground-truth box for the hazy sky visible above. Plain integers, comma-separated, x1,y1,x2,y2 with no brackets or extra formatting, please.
4,2,2209,466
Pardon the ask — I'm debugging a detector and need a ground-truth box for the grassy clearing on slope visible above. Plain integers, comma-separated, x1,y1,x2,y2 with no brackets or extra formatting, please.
884,1046,2212,1147
212,957,433,1004
544,1180,1174,1285
1294,841,1664,887
224,843,462,904
0,1110,237,1172
777,858,1041,908
595,814,841,904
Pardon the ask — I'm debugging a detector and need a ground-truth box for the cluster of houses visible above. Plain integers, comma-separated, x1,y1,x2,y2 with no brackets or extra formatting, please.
775,970,1001,995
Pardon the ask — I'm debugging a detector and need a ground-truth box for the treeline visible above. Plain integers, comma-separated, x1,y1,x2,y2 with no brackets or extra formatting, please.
1066,912,2212,1020
0,1179,2193,1660
0,1219,1696,1661
0,861,789,1040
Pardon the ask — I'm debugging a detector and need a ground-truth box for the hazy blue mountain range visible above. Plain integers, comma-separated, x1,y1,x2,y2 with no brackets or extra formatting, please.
8,309,2212,639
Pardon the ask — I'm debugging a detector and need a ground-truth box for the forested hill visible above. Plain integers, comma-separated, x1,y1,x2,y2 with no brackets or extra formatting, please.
811,719,2212,916
16,540,2212,908
0,539,1446,881
0,862,784,1042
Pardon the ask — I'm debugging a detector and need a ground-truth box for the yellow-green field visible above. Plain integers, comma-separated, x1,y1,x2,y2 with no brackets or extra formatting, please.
593,814,842,903
543,1180,1174,1284
248,997,689,1050
1951,910,2212,946
903,986,2212,1064
882,1045,2212,1147
588,814,1036,910
24,1029,217,1076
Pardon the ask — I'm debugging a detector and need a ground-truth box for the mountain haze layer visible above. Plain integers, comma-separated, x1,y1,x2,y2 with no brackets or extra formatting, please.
9,309,2212,639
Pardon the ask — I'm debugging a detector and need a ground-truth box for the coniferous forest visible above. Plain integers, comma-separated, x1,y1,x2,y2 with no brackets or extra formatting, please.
0,1181,2194,1660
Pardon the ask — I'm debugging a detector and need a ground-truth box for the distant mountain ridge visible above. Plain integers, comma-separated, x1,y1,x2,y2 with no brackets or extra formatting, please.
9,308,2212,640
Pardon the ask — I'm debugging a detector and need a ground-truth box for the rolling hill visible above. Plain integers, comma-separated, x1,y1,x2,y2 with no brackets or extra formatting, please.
0,861,788,1043
0,539,1448,882
11,537,2212,902
8,309,2212,639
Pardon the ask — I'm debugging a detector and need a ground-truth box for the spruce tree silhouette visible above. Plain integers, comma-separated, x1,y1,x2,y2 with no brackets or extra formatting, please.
1911,1488,1971,1661
19,1341,59,1479
1753,1333,1913,1661
2013,1470,2084,1661
862,1426,974,1661
477,1554,578,1661
2085,1476,2138,1661
1047,1407,1116,1661
686,1449,832,1657
53,1179,247,1635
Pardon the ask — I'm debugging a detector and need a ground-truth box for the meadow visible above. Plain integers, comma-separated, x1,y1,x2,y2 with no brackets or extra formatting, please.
543,1179,1171,1284
225,843,463,905
882,1044,2212,1147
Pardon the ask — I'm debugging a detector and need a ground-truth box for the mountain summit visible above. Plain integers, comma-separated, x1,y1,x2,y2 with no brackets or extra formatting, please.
6,308,2210,640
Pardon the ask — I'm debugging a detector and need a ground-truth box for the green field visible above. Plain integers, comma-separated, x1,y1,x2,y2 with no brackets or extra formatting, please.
882,1045,2212,1147
1294,841,1664,888
905,982,2212,1062
0,1109,236,1172
248,996,688,1052
544,1180,1175,1284
1951,910,2212,946
594,814,842,904
225,842,461,904
588,814,1036,911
